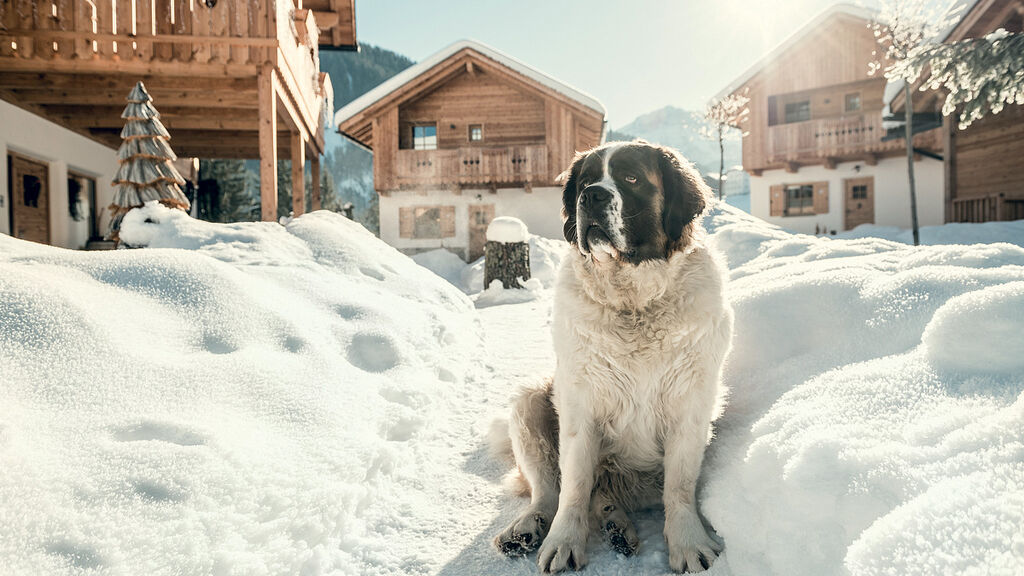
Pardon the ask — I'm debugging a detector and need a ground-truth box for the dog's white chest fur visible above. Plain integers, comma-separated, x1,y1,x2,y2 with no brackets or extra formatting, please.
551,243,732,471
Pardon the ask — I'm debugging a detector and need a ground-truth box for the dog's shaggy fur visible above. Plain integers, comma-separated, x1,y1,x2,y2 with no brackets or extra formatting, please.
493,141,733,573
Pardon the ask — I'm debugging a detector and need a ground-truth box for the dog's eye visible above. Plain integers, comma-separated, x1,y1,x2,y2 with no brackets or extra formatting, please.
623,174,638,184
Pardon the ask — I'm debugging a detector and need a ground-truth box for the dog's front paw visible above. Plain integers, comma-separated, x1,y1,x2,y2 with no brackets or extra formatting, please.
494,508,551,556
665,512,722,573
537,516,588,573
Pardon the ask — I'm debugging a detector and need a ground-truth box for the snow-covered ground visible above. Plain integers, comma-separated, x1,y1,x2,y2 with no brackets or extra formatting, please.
2,202,1022,575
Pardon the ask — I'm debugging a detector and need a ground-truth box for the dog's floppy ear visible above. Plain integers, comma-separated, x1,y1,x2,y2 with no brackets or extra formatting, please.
657,145,710,243
559,152,587,245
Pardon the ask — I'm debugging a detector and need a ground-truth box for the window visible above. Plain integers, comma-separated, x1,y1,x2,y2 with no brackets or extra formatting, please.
851,184,868,199
845,92,861,112
784,100,811,123
469,124,483,142
412,124,437,150
785,185,815,215
414,206,442,237
399,205,456,239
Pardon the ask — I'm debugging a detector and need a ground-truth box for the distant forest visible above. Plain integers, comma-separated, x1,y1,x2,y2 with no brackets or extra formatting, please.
196,44,414,234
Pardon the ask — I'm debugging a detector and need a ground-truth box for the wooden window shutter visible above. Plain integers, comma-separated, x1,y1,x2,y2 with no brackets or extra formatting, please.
399,207,414,238
440,206,456,238
770,185,784,217
812,182,829,214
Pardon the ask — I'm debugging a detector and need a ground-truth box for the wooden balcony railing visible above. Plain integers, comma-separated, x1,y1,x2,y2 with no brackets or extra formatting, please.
395,145,550,189
767,115,891,162
952,193,1024,223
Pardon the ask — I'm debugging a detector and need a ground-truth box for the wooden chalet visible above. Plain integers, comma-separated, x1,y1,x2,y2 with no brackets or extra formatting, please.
336,40,605,261
717,3,945,235
892,0,1024,223
0,0,356,249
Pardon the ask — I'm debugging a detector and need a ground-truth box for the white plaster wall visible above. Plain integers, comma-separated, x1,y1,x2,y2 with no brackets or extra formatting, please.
379,186,564,257
749,156,944,235
1,100,117,249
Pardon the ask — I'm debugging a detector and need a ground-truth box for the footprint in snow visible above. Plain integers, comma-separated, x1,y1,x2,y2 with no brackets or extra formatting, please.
347,333,400,373
132,479,187,503
45,540,103,570
334,303,363,320
112,421,206,446
202,333,237,355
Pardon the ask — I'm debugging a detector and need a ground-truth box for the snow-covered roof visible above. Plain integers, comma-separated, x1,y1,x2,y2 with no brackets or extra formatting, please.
714,3,877,101
334,39,606,130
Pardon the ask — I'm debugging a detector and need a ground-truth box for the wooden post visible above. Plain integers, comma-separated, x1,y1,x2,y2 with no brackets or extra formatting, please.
943,113,956,224
258,64,278,222
484,241,531,289
291,131,305,217
311,155,321,211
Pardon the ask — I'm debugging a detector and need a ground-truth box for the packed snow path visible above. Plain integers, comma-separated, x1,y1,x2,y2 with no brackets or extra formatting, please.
1,202,1022,575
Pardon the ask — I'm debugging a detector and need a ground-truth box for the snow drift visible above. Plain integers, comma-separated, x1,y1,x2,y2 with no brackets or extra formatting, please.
0,203,484,575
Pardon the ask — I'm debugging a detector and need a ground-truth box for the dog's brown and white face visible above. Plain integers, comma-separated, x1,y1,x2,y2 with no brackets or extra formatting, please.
561,141,710,264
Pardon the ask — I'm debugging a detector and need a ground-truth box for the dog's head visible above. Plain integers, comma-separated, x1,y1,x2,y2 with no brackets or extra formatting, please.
560,141,709,264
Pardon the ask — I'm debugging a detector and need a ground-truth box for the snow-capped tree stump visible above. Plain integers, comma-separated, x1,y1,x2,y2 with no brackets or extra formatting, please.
484,217,530,289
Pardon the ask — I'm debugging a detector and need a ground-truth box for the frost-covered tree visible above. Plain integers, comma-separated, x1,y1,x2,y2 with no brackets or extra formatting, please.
870,0,962,246
892,28,1024,130
108,82,190,244
702,91,749,200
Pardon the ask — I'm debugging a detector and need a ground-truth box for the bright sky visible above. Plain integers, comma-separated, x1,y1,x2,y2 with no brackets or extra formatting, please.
356,0,866,128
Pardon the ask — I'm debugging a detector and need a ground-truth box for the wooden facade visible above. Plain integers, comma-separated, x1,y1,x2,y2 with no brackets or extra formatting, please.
939,0,1024,223
336,43,605,194
0,0,357,222
722,7,939,176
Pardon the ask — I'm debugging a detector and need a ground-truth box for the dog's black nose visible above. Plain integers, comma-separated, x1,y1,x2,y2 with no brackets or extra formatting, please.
580,185,612,209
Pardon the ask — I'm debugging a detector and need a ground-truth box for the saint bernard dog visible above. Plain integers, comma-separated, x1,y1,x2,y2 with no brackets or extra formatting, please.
492,141,733,573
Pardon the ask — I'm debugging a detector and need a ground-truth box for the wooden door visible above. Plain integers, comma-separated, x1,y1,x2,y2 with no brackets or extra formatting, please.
468,204,495,261
844,176,874,230
9,154,50,244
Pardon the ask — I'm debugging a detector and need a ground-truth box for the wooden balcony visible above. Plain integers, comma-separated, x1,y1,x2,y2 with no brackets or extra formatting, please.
394,145,550,190
952,193,1024,223
766,115,900,163
0,0,354,220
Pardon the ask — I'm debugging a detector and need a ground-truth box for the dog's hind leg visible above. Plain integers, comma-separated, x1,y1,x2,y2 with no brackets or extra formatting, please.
494,379,560,557
591,472,640,557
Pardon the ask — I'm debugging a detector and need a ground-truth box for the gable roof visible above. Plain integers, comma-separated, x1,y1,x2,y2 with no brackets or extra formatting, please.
715,3,877,101
334,39,605,140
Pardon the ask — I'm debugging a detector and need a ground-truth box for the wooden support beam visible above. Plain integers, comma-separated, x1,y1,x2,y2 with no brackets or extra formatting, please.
750,168,764,177
466,61,476,76
943,114,956,223
258,64,278,222
311,155,321,211
291,131,306,217
823,157,838,170
863,154,878,166
785,162,799,174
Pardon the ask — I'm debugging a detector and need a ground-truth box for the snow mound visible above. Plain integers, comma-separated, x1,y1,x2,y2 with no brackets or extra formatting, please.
412,248,469,291
923,281,1024,374
474,277,545,308
699,202,1024,576
0,205,487,575
835,219,1024,248
485,216,529,243
462,235,567,293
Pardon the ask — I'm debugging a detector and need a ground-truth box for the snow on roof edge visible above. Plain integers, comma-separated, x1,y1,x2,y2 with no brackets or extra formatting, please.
712,3,878,103
334,39,606,132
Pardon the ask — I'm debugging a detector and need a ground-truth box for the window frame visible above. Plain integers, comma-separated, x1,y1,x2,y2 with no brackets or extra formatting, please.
411,123,438,150
468,124,483,142
784,184,815,216
845,92,862,112
784,100,811,124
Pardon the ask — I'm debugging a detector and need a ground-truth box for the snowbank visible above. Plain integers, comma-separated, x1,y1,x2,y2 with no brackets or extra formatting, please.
700,203,1024,576
413,234,568,297
0,204,486,575
835,219,1024,247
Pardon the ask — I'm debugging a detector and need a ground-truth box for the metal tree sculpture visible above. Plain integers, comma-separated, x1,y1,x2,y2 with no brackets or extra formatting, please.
107,81,191,244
